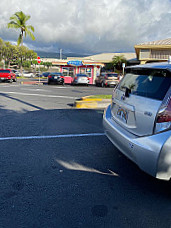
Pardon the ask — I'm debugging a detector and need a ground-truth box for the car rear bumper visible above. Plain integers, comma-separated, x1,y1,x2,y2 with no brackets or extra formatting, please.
105,81,118,86
103,105,171,180
74,81,89,85
0,77,12,82
49,79,64,84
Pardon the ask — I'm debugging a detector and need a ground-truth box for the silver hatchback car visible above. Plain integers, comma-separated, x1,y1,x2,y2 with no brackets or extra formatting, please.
103,62,171,180
72,74,89,85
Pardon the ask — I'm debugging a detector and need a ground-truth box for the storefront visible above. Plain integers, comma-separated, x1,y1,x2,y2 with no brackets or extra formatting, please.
51,59,104,84
134,38,171,64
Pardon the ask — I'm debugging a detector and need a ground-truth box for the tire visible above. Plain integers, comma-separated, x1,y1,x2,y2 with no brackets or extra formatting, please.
48,80,51,85
101,82,105,87
9,79,13,83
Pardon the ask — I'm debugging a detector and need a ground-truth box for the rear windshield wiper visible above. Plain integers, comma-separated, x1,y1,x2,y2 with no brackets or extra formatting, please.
122,86,131,97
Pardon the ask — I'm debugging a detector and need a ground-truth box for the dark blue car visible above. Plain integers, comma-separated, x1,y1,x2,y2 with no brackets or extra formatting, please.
48,72,64,85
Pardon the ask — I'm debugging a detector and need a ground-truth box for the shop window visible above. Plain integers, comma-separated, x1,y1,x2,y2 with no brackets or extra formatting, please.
80,68,92,77
151,50,171,60
62,67,74,76
140,49,150,59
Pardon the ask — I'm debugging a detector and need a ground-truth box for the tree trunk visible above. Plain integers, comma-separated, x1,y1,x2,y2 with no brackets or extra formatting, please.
20,31,23,75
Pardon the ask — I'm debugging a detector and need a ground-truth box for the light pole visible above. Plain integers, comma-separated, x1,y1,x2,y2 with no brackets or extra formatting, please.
60,49,62,60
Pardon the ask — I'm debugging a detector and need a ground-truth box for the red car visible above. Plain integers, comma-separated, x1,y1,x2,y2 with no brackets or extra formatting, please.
0,69,17,83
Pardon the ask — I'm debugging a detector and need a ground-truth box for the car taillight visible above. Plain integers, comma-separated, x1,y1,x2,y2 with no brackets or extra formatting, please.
154,89,171,133
48,75,52,78
60,76,64,79
75,77,77,80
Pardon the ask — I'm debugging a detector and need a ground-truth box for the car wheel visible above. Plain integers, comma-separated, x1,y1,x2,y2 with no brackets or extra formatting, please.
48,80,51,85
9,79,13,83
101,82,105,87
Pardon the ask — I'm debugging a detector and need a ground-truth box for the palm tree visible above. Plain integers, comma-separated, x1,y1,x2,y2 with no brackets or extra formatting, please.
8,11,35,73
7,11,35,46
111,55,127,72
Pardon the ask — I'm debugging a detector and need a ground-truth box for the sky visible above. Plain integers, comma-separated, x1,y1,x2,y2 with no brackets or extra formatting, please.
0,0,171,55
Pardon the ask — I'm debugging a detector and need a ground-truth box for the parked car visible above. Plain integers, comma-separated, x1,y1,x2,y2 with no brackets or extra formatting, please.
103,61,171,180
13,70,22,77
35,72,42,77
72,74,89,85
42,72,50,77
0,69,17,82
95,72,119,87
22,71,34,77
48,72,64,85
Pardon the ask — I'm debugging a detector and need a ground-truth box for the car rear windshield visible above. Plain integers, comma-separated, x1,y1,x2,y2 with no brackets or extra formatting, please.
77,74,88,77
0,70,10,73
118,68,171,100
107,73,118,78
51,73,62,76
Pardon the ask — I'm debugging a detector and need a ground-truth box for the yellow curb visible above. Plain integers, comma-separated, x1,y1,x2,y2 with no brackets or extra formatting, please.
82,98,102,101
75,100,98,109
81,95,102,101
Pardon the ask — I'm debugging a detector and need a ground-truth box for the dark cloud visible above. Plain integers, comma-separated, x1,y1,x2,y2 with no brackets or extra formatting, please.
0,0,171,54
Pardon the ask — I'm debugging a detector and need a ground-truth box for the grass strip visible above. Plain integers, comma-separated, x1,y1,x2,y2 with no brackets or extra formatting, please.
87,95,112,99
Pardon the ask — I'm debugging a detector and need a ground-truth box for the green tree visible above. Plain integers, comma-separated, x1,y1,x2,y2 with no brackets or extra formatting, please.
7,11,35,46
0,37,37,70
111,55,127,72
0,38,6,67
44,62,52,69
26,49,37,62
4,42,18,68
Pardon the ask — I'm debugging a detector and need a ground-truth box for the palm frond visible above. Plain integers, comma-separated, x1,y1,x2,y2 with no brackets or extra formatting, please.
25,28,35,41
24,15,31,23
17,34,22,46
9,15,18,21
7,21,20,29
27,25,35,32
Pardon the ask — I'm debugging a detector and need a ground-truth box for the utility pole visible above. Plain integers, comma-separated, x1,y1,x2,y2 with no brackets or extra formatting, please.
60,49,62,60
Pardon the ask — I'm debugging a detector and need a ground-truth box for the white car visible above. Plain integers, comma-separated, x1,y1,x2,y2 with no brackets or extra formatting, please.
72,74,89,85
22,71,34,77
103,61,171,180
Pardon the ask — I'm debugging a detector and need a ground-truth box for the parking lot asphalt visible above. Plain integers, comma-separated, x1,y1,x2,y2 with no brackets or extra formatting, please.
0,82,171,228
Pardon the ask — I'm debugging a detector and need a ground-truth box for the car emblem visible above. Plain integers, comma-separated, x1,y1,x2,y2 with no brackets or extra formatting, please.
144,111,152,117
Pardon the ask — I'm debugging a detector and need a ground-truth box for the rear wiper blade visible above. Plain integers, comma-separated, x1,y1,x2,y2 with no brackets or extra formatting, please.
122,86,131,97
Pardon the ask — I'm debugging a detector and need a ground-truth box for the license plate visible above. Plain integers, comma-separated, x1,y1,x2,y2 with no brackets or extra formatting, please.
117,107,128,123
54,76,58,79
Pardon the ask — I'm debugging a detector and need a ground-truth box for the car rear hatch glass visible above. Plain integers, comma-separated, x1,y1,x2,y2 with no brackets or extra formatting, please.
111,68,171,136
77,75,88,82
107,73,118,79
52,73,61,79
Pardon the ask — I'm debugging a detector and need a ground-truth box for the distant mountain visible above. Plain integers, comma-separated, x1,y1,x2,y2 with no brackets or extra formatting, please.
35,50,90,59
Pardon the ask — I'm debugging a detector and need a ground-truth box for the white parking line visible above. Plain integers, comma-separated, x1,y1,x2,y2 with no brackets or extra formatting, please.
0,91,79,99
0,133,105,141
21,87,68,92
0,84,19,87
